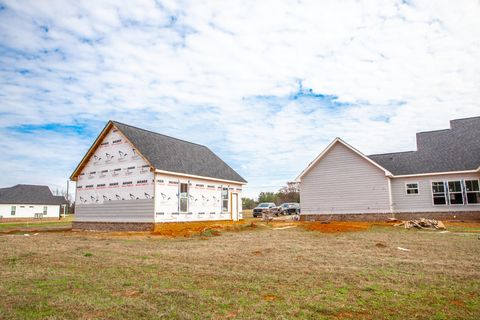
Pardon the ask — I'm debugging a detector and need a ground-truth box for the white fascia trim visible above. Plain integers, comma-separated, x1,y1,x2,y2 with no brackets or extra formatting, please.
392,169,479,178
154,169,247,185
295,138,393,181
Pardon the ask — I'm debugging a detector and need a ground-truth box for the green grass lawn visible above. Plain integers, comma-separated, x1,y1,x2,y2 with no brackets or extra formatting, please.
0,222,479,319
0,215,73,231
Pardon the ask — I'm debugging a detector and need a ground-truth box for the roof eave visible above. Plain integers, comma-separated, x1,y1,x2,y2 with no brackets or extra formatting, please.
70,121,115,181
154,169,247,185
391,169,479,178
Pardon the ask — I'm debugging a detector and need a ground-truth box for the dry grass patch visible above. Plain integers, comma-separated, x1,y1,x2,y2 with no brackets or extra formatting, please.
0,223,479,319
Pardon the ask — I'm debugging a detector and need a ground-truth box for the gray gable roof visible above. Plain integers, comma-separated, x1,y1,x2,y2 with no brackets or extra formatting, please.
112,121,247,183
0,185,68,205
368,116,480,175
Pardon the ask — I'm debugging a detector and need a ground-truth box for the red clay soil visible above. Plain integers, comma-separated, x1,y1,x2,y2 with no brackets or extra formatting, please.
151,220,247,237
301,221,387,233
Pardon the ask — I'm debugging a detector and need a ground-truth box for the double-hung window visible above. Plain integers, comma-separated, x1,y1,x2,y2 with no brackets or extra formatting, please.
179,183,188,213
11,206,16,216
447,181,464,205
43,206,48,216
432,182,447,205
405,183,419,195
222,187,229,213
465,180,480,204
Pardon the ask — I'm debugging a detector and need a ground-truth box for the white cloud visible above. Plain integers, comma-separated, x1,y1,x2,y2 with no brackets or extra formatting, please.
0,0,479,198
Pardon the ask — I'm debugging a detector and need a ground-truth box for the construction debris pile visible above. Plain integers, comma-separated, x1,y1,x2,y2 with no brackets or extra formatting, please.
394,218,446,230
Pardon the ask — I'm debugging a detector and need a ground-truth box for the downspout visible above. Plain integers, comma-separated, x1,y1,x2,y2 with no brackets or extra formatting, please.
387,176,394,218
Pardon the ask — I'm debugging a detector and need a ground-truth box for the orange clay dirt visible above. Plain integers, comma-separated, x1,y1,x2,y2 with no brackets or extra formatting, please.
152,220,251,237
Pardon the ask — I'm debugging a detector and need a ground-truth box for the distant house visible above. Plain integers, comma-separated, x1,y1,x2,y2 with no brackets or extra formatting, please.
0,184,69,220
70,121,247,231
296,116,480,221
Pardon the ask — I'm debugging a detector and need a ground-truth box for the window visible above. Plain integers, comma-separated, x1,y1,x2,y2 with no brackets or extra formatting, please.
43,206,48,215
432,182,447,205
405,183,419,195
448,181,464,205
465,180,480,204
11,206,16,215
222,187,229,212
179,183,188,213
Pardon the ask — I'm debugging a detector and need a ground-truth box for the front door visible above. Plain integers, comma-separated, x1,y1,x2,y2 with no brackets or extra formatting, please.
231,193,239,221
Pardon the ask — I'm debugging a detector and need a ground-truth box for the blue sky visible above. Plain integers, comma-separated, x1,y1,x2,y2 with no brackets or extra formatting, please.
0,0,479,198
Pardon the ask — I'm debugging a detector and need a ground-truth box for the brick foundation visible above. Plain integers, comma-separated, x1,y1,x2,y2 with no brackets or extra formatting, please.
300,211,480,222
72,221,154,231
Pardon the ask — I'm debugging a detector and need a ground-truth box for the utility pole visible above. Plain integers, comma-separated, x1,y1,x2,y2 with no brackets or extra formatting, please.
65,180,69,217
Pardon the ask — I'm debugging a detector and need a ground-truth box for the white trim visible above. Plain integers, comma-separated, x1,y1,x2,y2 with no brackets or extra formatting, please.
387,177,393,213
405,182,420,196
154,169,246,185
295,138,393,181
393,169,478,178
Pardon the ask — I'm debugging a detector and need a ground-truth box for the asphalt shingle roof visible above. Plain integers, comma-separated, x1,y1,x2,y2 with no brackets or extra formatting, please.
0,185,69,205
368,116,480,175
112,121,247,183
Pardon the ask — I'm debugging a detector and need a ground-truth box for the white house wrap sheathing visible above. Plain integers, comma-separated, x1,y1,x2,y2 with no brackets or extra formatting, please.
154,173,243,222
74,128,155,222
74,125,243,223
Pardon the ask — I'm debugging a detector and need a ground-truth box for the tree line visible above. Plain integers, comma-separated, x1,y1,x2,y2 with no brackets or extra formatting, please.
241,183,300,209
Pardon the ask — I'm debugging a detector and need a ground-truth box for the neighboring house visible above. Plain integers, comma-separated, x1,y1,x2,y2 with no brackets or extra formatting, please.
70,120,247,231
0,184,68,220
296,116,480,221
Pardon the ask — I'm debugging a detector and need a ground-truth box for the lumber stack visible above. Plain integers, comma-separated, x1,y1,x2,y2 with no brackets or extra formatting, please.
394,218,446,230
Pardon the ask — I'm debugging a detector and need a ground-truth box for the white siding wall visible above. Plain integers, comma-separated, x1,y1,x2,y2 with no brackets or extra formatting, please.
154,173,243,222
74,127,155,223
0,204,60,219
391,173,480,212
300,142,391,214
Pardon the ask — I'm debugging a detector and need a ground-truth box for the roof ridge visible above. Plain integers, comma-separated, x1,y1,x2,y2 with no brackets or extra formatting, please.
416,128,451,135
369,150,416,156
111,120,208,148
450,115,480,122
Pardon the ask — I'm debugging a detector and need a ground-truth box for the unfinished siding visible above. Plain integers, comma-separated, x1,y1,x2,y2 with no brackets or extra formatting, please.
300,142,390,214
391,173,480,213
75,199,154,222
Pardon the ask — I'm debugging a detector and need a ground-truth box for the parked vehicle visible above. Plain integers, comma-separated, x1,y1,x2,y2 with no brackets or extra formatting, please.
275,203,300,216
252,202,277,218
